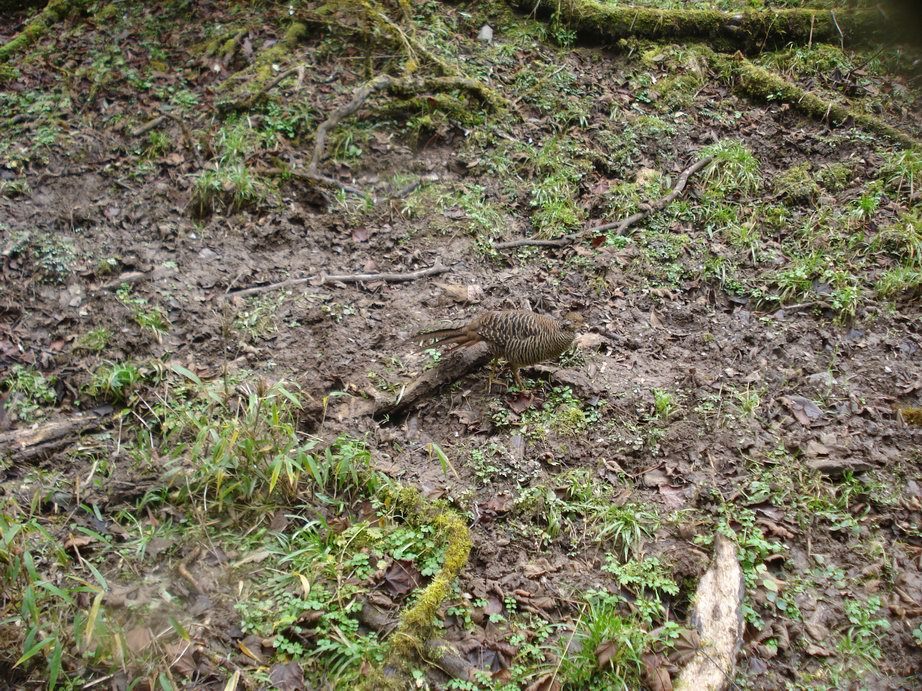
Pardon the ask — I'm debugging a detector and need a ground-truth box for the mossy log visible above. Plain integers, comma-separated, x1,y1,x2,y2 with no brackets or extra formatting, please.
0,0,88,62
359,482,473,689
511,0,896,52
705,48,921,148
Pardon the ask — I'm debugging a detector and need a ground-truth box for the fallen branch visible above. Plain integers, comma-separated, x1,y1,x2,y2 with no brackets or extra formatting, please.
373,342,493,421
0,411,109,463
224,261,449,299
495,156,713,251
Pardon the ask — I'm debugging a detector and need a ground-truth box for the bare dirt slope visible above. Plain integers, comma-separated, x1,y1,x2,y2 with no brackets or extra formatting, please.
1,1,921,689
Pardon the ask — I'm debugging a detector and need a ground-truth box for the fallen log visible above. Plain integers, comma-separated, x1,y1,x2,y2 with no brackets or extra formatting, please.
373,342,492,421
0,410,110,463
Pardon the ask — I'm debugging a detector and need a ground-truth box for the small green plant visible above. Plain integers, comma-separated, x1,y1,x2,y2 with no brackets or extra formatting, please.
651,388,678,419
116,284,169,336
557,600,646,689
23,233,77,283
876,265,922,298
591,504,659,558
733,386,762,417
87,362,142,402
837,596,890,668
1,365,56,422
879,148,922,199
699,140,761,197
190,119,273,215
74,328,111,353
233,294,284,342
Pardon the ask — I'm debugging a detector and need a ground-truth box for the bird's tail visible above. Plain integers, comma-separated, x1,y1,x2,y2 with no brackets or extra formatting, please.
413,327,478,350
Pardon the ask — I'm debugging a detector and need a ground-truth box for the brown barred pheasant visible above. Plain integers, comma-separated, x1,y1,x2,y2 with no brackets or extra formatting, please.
416,309,582,388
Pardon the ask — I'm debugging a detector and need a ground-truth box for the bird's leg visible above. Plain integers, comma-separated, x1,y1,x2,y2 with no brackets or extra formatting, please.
512,366,523,390
486,360,496,393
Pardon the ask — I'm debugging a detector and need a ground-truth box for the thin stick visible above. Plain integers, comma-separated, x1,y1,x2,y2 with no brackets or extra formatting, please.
495,156,713,251
224,261,449,299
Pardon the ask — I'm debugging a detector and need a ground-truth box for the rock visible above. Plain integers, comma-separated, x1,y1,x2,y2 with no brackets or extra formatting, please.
477,24,493,43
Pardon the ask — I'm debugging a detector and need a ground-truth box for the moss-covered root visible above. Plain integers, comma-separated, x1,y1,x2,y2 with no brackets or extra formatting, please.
361,484,473,690
0,0,89,62
707,50,921,149
513,0,892,51
215,21,308,112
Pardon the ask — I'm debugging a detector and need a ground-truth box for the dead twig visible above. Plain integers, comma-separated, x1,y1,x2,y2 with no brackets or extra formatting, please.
495,156,713,251
224,261,449,299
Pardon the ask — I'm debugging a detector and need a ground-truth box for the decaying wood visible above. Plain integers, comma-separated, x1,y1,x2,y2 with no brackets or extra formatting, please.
374,342,493,421
358,602,477,682
495,156,713,250
0,412,108,463
225,261,449,299
675,533,744,691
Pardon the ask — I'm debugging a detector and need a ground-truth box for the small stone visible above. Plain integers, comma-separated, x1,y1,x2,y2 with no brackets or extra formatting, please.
477,24,493,43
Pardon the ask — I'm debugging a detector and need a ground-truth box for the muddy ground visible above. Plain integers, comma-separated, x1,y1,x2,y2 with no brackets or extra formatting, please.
1,1,921,689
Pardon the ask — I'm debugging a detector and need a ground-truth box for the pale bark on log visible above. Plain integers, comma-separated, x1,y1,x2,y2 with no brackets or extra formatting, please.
676,533,745,691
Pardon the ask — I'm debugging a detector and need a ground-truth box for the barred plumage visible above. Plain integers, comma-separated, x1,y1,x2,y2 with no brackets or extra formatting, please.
416,309,581,388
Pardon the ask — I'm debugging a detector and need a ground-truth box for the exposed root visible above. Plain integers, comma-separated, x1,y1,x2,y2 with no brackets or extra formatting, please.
360,483,473,689
707,50,922,149
0,0,90,63
373,341,494,421
495,155,713,251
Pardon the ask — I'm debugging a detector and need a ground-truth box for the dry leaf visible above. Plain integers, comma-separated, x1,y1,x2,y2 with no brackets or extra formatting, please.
381,559,421,598
595,639,618,669
643,653,673,691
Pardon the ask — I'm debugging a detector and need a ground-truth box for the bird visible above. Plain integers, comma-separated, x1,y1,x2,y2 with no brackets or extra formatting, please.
415,309,582,389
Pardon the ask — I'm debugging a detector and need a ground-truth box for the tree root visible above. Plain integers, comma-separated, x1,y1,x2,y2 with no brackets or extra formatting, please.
0,410,110,463
495,155,713,251
0,0,89,63
359,482,473,689
675,534,744,691
706,49,921,149
224,261,449,299
511,0,895,52
373,342,493,421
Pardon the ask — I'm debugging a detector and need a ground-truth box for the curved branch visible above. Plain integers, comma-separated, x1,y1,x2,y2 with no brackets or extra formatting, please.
495,156,713,251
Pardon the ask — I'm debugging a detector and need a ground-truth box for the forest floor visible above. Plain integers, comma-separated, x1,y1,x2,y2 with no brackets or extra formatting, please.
1,1,921,689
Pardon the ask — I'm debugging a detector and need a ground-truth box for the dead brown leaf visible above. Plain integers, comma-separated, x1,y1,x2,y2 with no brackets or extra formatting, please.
124,626,153,654
595,639,618,669
381,559,421,598
643,653,674,691
269,661,305,690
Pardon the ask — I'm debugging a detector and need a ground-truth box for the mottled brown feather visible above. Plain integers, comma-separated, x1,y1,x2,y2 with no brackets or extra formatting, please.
416,309,579,368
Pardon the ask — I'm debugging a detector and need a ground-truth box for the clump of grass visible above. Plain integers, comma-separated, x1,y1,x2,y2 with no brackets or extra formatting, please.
86,361,143,402
872,209,922,263
774,163,820,204
699,140,761,198
116,284,169,337
876,265,922,298
879,148,922,199
557,599,646,688
191,119,272,216
74,328,111,353
1,365,56,422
